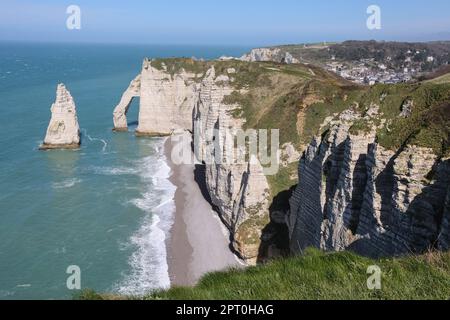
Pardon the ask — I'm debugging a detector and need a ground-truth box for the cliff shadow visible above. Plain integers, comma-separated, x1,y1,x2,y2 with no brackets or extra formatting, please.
193,164,213,205
126,97,140,129
348,153,368,234
193,163,250,259
257,185,296,264
375,132,418,228
349,159,450,258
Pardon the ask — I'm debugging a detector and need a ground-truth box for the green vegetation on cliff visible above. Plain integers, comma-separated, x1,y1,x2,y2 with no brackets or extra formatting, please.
272,40,450,71
78,249,450,300
147,58,450,258
148,58,449,160
349,82,450,157
266,161,298,199
151,57,208,77
427,72,450,84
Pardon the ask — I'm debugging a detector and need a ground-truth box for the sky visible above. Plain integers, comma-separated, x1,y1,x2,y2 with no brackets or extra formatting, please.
1,0,450,46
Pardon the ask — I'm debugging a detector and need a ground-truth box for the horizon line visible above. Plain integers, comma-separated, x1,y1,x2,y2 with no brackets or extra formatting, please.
2,38,450,48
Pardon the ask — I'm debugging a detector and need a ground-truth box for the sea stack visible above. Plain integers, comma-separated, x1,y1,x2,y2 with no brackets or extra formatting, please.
40,84,80,150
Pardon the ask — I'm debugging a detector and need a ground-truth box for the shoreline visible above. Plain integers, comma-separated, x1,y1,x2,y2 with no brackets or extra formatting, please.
164,133,242,287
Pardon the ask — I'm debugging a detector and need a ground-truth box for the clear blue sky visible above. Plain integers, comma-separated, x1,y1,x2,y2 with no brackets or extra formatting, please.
1,0,450,46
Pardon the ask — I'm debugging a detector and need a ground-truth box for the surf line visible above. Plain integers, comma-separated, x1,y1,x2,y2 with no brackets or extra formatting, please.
81,128,108,153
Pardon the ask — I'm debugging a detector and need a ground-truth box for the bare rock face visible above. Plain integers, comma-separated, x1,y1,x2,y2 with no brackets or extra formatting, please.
281,143,301,166
283,52,300,64
41,84,80,150
113,59,198,135
400,99,414,118
113,60,271,262
240,48,299,64
288,110,450,258
137,59,198,136
193,67,270,262
113,75,141,131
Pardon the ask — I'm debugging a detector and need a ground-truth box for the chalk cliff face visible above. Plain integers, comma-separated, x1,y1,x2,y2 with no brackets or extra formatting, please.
41,84,80,150
193,67,270,261
113,75,141,131
137,59,198,136
114,60,270,261
114,57,449,262
241,48,299,64
288,109,450,257
113,59,198,135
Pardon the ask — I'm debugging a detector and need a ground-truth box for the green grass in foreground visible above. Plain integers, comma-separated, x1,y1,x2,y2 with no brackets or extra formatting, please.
77,249,450,300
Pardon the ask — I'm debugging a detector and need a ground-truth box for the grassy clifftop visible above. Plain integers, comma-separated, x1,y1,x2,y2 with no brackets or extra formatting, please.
79,249,450,300
427,72,450,85
147,58,450,259
148,58,449,155
271,41,450,70
77,60,450,300
156,57,450,159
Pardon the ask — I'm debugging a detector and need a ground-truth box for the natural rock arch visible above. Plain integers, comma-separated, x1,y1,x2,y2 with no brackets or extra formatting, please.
113,75,141,131
113,59,197,135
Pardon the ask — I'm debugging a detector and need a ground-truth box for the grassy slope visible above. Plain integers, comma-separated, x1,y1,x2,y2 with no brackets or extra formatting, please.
78,249,450,300
350,82,450,158
147,58,450,254
149,58,358,148
236,65,449,194
152,57,450,197
273,41,450,69
218,61,359,199
427,72,450,84
75,59,450,301
152,58,356,198
151,58,449,153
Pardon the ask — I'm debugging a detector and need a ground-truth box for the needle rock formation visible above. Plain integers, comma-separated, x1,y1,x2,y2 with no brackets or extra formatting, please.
41,84,80,150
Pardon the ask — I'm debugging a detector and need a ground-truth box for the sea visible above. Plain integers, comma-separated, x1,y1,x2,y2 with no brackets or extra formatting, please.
0,42,249,299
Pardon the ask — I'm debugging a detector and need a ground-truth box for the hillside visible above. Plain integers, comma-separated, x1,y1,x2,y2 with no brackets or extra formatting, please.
113,57,450,263
116,58,360,261
241,41,450,85
274,40,450,71
426,72,450,84
79,54,450,300
78,249,450,300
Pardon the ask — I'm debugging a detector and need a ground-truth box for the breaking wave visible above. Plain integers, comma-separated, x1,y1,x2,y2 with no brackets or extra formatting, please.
115,139,176,295
88,166,140,176
52,178,82,189
81,128,108,153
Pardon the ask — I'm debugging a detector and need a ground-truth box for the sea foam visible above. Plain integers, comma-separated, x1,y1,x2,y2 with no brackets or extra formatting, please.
116,139,175,295
52,178,82,189
88,166,139,176
81,128,108,153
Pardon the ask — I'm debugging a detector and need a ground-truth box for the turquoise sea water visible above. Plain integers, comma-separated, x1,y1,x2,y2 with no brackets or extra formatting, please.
0,42,249,299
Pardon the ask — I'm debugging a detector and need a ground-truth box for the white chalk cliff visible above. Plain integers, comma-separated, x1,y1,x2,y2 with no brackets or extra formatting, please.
113,75,141,131
240,48,300,64
114,57,450,262
193,67,270,260
113,59,198,135
288,109,450,257
41,84,80,150
113,60,270,262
